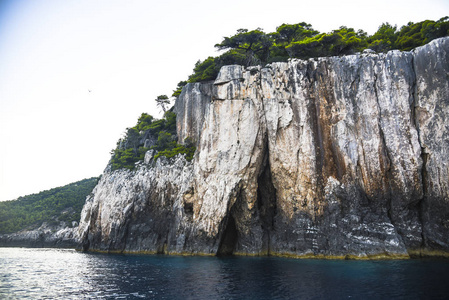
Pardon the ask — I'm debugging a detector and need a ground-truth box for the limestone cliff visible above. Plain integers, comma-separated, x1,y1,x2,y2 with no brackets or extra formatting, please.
78,37,449,258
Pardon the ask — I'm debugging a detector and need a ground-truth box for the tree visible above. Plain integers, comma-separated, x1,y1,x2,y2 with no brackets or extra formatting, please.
188,57,219,82
268,23,319,60
273,23,319,46
367,23,398,52
395,17,449,51
125,127,140,154
215,28,273,66
155,95,170,113
286,27,367,58
136,113,154,131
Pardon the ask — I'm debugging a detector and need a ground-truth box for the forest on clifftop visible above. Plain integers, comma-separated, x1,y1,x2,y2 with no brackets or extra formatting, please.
172,17,449,96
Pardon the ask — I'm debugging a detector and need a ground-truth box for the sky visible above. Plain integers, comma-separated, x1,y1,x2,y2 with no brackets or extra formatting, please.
0,0,448,201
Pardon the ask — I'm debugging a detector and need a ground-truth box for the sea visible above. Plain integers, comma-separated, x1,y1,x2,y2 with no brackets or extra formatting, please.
1,248,449,299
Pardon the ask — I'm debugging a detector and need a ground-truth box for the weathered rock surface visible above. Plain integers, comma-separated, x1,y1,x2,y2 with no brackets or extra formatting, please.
175,82,213,144
77,156,196,253
0,222,78,248
413,37,449,253
78,37,449,258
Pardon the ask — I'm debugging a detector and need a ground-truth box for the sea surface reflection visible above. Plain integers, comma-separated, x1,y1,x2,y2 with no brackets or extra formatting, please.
1,248,449,299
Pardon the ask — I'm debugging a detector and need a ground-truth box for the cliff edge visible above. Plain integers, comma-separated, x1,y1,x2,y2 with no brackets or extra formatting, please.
78,37,449,258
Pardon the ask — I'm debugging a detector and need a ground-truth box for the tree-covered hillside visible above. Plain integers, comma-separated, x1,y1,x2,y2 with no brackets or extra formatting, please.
0,177,98,234
173,17,448,94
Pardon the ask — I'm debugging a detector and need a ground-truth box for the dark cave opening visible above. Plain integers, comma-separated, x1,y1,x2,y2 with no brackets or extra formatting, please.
217,214,238,256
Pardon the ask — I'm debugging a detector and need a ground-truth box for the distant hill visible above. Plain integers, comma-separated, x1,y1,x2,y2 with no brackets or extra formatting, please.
0,177,99,234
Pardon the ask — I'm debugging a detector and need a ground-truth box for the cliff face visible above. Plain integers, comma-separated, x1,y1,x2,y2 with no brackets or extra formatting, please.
78,37,449,258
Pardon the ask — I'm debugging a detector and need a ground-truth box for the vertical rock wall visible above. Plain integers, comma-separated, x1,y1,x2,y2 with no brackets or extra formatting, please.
78,37,449,258
413,38,449,253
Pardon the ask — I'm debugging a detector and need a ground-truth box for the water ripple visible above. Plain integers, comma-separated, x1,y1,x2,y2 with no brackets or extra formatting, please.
1,248,449,299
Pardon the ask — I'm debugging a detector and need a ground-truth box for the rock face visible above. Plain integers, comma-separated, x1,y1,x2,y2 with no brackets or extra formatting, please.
78,37,449,258
0,222,78,248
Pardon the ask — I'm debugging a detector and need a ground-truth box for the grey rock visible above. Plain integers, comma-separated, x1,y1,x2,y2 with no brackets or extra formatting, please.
174,82,212,145
363,48,376,54
214,65,244,84
0,222,78,248
78,38,449,258
413,37,449,253
144,149,154,164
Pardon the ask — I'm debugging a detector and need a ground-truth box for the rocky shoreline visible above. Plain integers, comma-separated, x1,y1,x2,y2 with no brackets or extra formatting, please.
0,222,78,249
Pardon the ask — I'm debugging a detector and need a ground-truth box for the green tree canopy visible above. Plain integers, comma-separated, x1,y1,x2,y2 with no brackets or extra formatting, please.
188,57,218,82
269,22,319,60
367,23,398,52
176,17,448,95
396,17,449,50
215,28,273,66
286,26,368,58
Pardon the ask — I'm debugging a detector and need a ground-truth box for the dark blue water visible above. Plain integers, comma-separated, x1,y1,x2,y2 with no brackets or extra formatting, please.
1,248,449,299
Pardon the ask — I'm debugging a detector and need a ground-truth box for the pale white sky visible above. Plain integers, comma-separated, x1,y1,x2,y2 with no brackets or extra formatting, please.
0,0,447,201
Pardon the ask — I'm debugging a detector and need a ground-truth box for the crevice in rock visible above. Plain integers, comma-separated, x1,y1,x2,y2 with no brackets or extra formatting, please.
372,67,393,213
256,155,277,255
216,181,245,256
378,124,394,222
410,55,427,253
120,222,130,254
409,55,418,129
418,148,429,250
157,238,168,254
81,230,90,252
120,201,137,253
256,67,278,256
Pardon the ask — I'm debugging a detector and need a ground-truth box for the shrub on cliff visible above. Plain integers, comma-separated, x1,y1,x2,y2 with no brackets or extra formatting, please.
110,110,195,171
172,81,188,97
186,50,247,83
154,143,196,161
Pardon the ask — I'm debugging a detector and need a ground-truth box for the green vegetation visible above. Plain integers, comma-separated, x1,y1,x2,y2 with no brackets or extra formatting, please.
182,17,448,85
286,27,368,59
215,28,272,66
0,177,98,234
154,137,196,161
110,110,196,171
172,81,187,97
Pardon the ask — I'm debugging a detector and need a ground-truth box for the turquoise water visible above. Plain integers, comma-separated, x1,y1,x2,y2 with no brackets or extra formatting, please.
1,248,449,299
